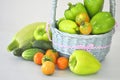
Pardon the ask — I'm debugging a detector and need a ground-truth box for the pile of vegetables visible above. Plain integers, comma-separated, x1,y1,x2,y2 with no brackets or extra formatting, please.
7,0,116,76
7,21,101,76
7,22,69,75
58,0,115,35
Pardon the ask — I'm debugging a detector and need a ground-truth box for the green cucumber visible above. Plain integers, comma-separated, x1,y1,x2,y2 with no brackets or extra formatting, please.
22,48,45,61
13,48,24,57
32,40,53,51
13,43,32,57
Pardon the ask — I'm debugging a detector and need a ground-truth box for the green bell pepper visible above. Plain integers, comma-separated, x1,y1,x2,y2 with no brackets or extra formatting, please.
90,12,115,34
84,0,104,18
33,23,52,41
59,20,79,34
64,2,87,21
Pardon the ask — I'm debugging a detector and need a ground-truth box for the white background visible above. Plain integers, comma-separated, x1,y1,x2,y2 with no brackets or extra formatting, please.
0,0,120,80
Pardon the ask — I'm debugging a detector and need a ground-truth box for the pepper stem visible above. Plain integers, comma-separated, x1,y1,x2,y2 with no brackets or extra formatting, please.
68,2,74,9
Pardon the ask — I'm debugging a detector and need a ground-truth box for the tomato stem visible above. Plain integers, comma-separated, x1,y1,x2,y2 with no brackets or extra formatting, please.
81,21,85,26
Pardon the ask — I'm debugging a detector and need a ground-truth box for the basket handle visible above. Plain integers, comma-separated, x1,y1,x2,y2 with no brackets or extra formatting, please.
51,0,116,27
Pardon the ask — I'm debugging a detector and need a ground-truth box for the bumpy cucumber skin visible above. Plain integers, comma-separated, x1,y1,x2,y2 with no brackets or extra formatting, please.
22,48,45,61
13,48,24,57
32,40,53,51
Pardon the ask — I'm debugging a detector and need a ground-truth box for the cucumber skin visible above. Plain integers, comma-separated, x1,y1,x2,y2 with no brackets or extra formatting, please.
32,40,53,51
13,43,33,57
22,48,45,61
13,48,24,57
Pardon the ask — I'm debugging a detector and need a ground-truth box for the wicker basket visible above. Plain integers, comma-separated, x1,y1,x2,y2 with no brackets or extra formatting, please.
50,0,116,61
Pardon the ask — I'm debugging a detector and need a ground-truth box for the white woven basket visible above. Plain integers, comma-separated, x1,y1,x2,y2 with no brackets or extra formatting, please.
50,0,116,61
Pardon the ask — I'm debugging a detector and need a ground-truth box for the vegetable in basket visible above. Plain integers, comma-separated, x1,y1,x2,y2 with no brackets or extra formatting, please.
75,12,90,26
84,0,104,18
58,20,79,34
64,2,87,21
90,12,115,34
80,22,92,35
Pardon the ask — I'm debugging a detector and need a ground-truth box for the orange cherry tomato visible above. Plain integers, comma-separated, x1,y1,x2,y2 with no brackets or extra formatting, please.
80,22,92,35
57,57,68,70
41,61,55,75
34,52,44,65
45,49,59,64
75,13,90,26
42,55,53,64
46,49,59,58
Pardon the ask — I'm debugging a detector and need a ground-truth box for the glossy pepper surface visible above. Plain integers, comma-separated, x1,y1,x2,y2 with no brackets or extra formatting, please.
90,12,115,34
33,23,52,41
84,0,104,18
64,2,87,21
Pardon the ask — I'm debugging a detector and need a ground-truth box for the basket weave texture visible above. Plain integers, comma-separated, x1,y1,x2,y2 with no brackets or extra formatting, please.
50,0,116,61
